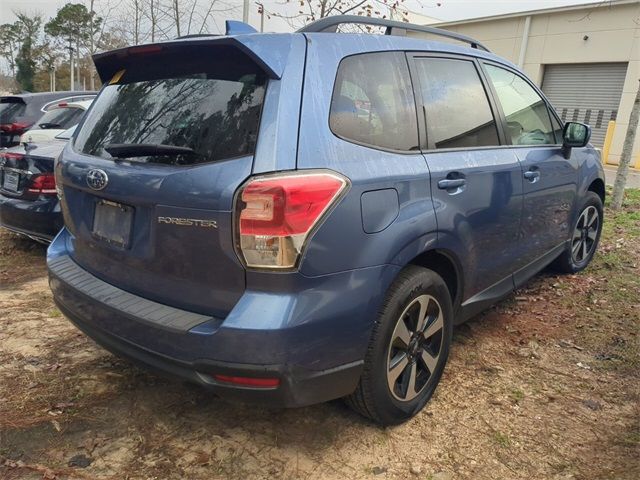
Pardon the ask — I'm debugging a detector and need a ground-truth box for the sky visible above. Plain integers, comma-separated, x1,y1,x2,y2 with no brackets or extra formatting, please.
0,0,611,32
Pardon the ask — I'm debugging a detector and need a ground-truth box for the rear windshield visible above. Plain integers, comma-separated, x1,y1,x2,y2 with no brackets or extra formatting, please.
35,107,85,130
74,59,267,166
0,99,26,124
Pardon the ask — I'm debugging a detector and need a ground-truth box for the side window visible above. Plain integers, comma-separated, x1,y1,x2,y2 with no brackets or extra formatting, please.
484,64,555,146
415,57,499,149
329,52,419,151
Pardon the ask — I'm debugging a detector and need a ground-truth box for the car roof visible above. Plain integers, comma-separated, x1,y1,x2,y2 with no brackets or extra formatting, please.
301,32,515,66
93,31,517,85
1,91,96,102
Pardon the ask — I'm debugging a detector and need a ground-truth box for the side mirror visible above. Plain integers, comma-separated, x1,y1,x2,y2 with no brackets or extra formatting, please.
563,122,591,147
561,122,590,159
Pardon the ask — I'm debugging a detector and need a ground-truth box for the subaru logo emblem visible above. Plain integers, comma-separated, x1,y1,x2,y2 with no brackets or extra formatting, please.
86,169,108,190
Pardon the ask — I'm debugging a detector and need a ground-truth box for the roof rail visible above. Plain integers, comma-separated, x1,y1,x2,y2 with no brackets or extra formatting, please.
297,15,490,52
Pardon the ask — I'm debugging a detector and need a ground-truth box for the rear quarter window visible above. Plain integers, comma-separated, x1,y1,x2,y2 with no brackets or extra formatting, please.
329,52,419,152
74,66,266,166
0,100,27,124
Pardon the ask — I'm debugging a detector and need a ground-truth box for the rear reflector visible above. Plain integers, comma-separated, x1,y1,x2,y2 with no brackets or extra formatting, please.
236,171,348,269
213,374,280,388
27,173,56,195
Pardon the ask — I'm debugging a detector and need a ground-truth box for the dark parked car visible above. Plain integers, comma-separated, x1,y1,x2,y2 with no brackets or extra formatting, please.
0,91,95,148
47,17,605,425
0,127,73,242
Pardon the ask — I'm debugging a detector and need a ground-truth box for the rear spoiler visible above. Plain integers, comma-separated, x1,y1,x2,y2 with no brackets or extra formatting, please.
92,34,294,83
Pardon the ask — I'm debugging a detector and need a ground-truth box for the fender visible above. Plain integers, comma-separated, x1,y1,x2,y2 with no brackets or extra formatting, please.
575,146,605,223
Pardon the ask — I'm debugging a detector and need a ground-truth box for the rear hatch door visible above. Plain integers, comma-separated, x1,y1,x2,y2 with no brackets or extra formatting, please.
58,42,270,318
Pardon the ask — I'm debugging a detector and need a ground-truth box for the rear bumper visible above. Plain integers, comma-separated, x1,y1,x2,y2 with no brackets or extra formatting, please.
0,194,62,242
48,228,399,407
53,293,362,407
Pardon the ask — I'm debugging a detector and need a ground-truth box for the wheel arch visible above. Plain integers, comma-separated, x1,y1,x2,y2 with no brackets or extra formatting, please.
408,248,463,311
587,177,605,204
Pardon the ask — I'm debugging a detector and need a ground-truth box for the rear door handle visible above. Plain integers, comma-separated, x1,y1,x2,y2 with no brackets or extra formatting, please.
438,179,466,189
524,170,540,182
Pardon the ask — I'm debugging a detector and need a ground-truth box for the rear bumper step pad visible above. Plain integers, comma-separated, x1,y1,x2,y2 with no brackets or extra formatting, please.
48,255,213,332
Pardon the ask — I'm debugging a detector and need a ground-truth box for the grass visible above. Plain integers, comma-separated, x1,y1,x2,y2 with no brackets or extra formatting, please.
492,431,511,448
619,431,640,448
509,389,525,404
603,187,640,236
586,187,640,371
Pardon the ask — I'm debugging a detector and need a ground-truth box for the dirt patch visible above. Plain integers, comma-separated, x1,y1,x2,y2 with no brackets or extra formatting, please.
0,232,47,289
0,190,638,480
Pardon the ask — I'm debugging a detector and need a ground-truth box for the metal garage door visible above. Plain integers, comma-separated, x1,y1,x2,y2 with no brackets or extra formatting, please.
541,63,628,147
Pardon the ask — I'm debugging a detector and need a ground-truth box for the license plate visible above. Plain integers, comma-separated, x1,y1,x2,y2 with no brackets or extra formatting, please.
2,171,20,192
92,200,134,248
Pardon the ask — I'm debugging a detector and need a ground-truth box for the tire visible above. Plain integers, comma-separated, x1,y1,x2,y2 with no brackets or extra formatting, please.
552,191,603,274
345,265,453,425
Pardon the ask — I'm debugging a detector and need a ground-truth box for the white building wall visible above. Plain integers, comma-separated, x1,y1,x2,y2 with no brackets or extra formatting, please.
412,1,640,166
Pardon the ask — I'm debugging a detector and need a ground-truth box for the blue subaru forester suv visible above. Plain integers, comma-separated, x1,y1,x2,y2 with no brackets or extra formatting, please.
48,16,605,425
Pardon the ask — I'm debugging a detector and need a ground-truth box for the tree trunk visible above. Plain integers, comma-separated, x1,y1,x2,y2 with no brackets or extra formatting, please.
76,39,81,89
134,0,140,44
173,0,181,37
9,40,16,76
89,0,95,90
150,0,156,42
612,80,640,210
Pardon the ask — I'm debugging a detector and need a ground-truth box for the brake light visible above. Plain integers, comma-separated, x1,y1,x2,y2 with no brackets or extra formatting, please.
28,173,56,195
0,152,24,160
236,171,348,269
0,122,30,133
57,102,68,107
213,374,280,388
128,45,164,56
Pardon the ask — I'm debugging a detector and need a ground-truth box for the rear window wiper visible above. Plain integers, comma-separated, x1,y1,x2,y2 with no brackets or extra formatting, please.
104,143,197,158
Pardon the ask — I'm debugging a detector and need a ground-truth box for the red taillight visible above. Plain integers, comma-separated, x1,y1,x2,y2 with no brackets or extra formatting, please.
0,152,24,160
236,172,348,269
213,374,280,388
0,122,31,133
27,173,56,195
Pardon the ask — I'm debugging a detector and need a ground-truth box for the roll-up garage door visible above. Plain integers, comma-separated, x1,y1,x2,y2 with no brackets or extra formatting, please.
541,63,628,147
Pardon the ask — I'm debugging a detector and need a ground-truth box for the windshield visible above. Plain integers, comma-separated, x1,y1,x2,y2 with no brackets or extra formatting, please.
56,125,77,140
36,107,85,130
74,71,266,166
0,99,26,124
